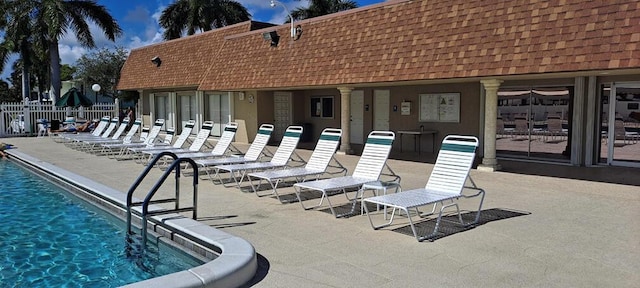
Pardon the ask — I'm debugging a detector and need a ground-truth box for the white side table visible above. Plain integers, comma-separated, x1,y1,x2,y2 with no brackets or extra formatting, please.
361,181,401,219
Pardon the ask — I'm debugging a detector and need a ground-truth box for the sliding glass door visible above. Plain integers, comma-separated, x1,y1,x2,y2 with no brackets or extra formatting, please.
599,83,640,167
178,92,197,134
496,87,572,161
205,93,231,137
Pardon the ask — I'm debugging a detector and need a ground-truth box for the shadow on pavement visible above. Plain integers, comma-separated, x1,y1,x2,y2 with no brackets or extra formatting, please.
391,208,530,241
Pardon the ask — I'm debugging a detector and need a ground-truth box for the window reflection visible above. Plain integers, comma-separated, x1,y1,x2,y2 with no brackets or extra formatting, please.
496,87,572,161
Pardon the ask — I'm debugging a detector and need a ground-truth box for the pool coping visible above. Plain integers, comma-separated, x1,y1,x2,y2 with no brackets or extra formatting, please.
7,150,257,288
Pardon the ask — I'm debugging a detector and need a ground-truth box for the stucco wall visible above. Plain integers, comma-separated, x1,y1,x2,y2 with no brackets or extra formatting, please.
289,83,483,152
233,90,259,143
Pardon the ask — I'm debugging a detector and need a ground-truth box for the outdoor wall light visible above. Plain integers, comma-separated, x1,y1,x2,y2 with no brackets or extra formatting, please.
263,31,280,47
270,0,298,40
151,56,162,67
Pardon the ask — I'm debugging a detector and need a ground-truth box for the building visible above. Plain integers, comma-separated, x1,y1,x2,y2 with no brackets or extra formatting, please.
117,0,640,171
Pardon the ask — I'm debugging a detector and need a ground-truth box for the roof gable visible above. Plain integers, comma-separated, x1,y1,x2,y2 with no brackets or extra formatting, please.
117,21,268,90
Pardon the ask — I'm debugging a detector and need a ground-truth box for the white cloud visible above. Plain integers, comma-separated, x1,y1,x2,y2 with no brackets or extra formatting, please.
58,45,89,65
124,4,165,49
239,0,309,23
1,0,314,82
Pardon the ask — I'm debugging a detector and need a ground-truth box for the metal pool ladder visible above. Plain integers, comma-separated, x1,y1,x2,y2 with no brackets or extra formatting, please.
125,151,199,254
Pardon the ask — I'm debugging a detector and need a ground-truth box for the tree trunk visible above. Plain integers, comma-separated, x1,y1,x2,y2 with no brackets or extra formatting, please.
49,41,62,104
20,41,31,101
20,41,31,133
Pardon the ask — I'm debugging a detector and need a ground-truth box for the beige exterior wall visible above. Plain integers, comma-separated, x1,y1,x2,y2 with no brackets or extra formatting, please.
249,83,484,152
233,90,259,143
299,88,342,140
384,83,482,150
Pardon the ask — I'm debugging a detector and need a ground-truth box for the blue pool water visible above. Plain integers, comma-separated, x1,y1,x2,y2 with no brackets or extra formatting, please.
0,161,202,287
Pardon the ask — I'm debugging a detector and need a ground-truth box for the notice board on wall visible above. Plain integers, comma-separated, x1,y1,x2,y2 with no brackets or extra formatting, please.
419,93,460,123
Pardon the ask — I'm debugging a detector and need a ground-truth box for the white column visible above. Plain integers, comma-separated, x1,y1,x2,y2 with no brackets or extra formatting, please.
478,79,503,172
337,87,353,154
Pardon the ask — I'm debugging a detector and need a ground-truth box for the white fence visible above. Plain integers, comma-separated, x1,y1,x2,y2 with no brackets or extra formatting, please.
0,101,117,137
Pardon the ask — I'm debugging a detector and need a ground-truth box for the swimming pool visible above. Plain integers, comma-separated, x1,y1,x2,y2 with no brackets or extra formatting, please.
0,160,203,287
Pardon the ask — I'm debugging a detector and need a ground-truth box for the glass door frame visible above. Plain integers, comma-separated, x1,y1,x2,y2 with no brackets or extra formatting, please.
496,85,572,161
605,82,640,167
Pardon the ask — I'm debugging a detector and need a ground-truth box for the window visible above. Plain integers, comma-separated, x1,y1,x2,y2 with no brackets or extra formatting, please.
153,93,170,130
178,92,197,134
205,93,232,136
311,96,333,118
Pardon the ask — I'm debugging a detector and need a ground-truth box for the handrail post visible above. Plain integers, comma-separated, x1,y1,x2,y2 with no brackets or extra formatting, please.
174,163,180,211
130,156,200,255
125,151,178,249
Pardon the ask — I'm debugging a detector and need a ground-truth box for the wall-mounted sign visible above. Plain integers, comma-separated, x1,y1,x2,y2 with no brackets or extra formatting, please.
419,93,460,123
401,101,411,115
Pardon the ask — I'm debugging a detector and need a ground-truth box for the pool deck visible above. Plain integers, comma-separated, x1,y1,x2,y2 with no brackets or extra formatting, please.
5,136,640,287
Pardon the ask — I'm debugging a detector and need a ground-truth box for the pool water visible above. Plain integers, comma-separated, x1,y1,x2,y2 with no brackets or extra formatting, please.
0,161,203,287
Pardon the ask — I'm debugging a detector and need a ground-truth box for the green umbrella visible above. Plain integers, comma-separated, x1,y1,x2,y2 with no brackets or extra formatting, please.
55,88,94,108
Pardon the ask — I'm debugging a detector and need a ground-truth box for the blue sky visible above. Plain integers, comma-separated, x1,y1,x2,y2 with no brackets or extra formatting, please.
1,0,385,82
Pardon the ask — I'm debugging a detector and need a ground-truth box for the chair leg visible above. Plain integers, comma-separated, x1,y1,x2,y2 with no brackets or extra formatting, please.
295,186,326,211
363,200,403,230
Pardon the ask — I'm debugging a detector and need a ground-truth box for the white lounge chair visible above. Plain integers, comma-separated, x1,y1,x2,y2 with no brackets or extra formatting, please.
59,116,113,144
293,131,396,218
194,124,274,180
94,118,144,156
105,119,166,160
128,120,196,163
173,122,240,160
76,117,132,152
64,117,120,150
362,135,486,242
247,128,346,203
212,125,305,188
54,116,110,143
138,120,215,165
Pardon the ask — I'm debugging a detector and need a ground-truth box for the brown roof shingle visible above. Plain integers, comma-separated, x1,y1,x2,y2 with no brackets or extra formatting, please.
117,21,269,90
120,0,640,91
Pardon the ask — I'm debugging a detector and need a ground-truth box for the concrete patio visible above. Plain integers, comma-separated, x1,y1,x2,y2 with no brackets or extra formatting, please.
4,136,640,287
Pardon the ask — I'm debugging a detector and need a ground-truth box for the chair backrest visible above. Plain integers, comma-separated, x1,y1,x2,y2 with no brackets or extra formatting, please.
100,117,119,138
244,124,274,161
514,117,528,132
546,116,562,132
91,116,111,136
140,126,150,140
162,128,175,145
425,135,478,196
110,117,129,139
122,118,143,143
269,125,303,165
172,120,196,148
304,128,342,171
352,131,395,180
210,122,238,156
143,119,165,145
187,121,215,151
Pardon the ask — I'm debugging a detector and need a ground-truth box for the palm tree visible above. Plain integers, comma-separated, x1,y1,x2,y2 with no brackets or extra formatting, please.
0,1,42,102
159,0,251,40
0,1,121,103
36,0,122,103
289,0,358,22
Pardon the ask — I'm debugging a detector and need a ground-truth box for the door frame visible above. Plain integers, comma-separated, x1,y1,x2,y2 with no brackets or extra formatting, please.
350,90,364,144
606,82,640,167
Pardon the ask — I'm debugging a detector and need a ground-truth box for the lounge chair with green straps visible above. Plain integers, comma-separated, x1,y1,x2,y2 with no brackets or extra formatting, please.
362,135,485,242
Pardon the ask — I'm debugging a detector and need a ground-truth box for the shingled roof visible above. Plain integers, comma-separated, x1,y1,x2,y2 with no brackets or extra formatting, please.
120,0,640,91
117,21,273,90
